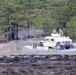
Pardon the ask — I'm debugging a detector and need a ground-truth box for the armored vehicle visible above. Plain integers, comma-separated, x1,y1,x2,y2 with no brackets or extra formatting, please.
38,29,73,50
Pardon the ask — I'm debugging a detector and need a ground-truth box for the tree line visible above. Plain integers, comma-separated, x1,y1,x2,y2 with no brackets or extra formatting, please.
0,0,76,41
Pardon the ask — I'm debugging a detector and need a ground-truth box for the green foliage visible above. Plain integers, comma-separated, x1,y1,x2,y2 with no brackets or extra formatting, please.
0,0,70,35
62,3,76,22
61,0,76,40
64,16,76,40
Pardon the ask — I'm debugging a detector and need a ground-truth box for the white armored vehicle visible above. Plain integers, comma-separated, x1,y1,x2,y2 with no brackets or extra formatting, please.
38,29,73,50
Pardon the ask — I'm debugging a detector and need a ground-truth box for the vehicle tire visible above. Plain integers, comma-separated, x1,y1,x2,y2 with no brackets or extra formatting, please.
56,43,61,50
60,45,65,50
65,46,70,49
56,44,64,50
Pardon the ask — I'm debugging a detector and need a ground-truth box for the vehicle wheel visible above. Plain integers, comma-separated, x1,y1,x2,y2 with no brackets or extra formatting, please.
65,46,70,49
56,44,64,50
56,44,61,50
60,45,65,50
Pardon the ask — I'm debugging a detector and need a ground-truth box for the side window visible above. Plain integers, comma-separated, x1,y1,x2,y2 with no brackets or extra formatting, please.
51,39,54,41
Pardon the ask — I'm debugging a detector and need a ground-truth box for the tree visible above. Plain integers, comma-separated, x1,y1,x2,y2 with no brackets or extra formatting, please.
61,2,76,24
63,16,76,42
0,0,69,37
